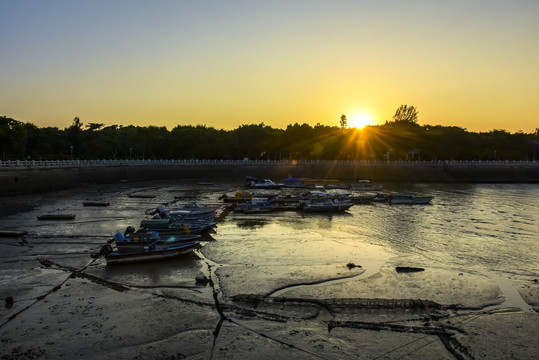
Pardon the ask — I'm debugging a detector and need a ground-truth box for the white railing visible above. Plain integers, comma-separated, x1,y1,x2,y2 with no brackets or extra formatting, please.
0,159,537,168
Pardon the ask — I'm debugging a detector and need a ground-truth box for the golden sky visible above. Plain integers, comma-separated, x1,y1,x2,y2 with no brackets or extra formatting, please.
1,1,538,133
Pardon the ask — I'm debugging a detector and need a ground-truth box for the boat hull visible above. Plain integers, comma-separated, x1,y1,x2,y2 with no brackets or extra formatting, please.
37,214,76,220
389,195,434,204
105,241,200,264
302,204,353,212
140,219,217,235
301,199,354,212
115,234,201,253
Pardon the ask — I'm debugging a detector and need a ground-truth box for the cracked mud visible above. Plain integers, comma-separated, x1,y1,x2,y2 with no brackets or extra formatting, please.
1,180,538,359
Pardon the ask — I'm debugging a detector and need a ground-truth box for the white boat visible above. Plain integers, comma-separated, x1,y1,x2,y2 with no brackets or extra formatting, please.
142,202,218,234
388,194,434,204
140,218,217,235
301,199,354,212
248,178,284,189
151,203,217,222
351,180,383,191
304,185,350,199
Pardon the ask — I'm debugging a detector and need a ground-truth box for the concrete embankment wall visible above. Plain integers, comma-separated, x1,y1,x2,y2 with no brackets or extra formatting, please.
1,162,538,195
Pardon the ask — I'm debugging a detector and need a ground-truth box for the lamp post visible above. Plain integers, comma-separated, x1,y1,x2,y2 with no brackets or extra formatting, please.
70,146,73,160
130,147,133,160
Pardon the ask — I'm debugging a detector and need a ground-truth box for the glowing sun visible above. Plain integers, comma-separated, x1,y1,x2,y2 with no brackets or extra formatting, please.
348,113,373,129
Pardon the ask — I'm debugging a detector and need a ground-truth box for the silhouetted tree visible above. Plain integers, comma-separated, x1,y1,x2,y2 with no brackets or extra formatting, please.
340,114,348,129
1,115,536,161
86,123,104,131
67,117,84,157
391,105,419,124
0,117,30,159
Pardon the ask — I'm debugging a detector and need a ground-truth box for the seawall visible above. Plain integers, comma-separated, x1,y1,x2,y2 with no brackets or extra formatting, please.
1,160,538,195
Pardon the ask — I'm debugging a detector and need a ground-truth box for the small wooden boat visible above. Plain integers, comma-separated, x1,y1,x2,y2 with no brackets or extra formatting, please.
0,230,28,237
160,202,219,219
301,199,354,212
351,180,384,192
302,177,340,184
348,195,375,204
83,201,110,207
373,193,390,202
388,194,434,205
220,190,254,203
112,228,201,253
140,218,217,235
128,193,156,198
37,214,76,220
233,198,273,213
246,177,284,189
282,177,340,188
303,186,350,200
103,241,201,265
282,176,308,188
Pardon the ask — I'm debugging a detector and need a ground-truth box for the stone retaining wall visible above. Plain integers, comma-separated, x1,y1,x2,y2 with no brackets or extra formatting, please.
1,162,538,195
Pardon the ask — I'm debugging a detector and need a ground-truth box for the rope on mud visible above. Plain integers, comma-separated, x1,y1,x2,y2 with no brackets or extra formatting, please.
226,318,331,360
0,257,99,328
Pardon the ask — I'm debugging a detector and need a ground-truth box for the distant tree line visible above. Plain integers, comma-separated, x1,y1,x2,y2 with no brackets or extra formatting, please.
1,107,539,162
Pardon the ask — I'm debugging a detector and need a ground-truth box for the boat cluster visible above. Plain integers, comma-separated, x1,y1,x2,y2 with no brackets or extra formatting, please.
225,177,433,213
93,202,220,265
93,177,433,265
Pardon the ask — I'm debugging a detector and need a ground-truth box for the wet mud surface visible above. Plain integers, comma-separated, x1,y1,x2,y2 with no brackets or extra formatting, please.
0,180,538,359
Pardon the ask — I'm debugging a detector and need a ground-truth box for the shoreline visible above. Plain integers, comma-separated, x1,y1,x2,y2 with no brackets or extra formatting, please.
1,161,538,195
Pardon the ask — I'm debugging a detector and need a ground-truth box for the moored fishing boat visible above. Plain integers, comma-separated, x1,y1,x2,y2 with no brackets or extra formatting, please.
0,230,28,237
233,197,273,213
348,194,375,204
301,199,354,212
112,227,201,252
220,190,254,203
83,201,110,207
303,185,350,200
37,214,76,220
282,177,340,188
246,177,284,189
282,176,309,188
148,203,218,221
351,180,384,191
97,241,201,265
140,218,217,235
388,193,434,204
373,193,390,202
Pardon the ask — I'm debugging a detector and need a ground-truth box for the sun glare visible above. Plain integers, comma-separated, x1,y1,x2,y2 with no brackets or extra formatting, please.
348,113,373,129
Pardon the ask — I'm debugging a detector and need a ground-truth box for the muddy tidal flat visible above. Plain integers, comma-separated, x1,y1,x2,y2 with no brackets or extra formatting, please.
1,180,538,359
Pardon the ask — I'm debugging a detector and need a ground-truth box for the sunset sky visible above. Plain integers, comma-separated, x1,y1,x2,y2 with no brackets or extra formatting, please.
1,0,538,133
